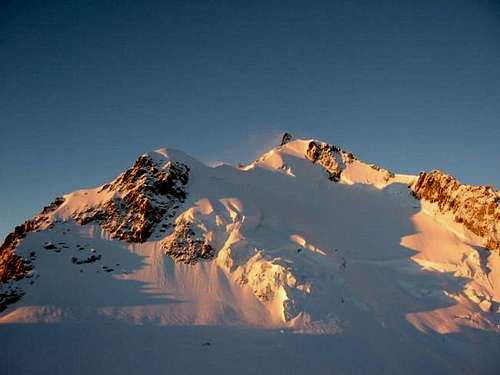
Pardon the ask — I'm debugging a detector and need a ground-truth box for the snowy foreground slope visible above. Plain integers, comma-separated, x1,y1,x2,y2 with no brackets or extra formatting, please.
1,135,499,374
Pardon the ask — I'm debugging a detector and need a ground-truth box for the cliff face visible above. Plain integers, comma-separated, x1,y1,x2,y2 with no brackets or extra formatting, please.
73,155,190,243
411,170,500,251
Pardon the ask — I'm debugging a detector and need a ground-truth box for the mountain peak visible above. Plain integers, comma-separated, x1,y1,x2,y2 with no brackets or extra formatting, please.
1,135,499,369
247,137,413,190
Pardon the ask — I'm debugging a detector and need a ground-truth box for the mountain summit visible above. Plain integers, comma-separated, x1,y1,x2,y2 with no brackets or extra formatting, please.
1,134,499,374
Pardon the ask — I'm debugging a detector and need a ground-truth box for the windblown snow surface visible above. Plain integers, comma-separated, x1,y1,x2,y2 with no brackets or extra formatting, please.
1,139,499,374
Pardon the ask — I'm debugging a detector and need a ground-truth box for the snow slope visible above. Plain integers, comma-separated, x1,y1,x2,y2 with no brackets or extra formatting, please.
1,136,499,374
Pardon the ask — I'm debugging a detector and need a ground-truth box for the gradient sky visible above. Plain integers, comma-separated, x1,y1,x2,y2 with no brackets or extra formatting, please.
1,0,499,239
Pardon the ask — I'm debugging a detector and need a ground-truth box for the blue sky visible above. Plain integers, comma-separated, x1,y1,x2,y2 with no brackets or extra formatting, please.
1,0,499,239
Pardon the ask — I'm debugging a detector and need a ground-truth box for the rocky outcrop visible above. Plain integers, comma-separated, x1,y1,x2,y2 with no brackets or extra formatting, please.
280,132,293,146
411,170,500,250
73,156,189,242
162,219,214,264
0,197,65,284
305,141,355,181
0,197,65,311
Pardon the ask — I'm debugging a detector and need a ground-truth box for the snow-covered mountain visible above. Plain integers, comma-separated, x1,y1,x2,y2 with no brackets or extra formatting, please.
1,134,499,374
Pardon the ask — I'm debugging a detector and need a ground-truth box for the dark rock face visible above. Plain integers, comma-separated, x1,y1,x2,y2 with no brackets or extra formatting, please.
0,289,24,313
280,132,293,146
0,197,65,284
71,254,102,265
411,170,500,251
162,219,214,264
73,156,190,243
305,141,352,181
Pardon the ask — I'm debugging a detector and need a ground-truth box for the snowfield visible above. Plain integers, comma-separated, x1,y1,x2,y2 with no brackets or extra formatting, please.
1,137,499,374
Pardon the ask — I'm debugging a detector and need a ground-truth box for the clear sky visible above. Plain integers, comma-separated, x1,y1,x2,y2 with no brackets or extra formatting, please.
1,0,499,239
